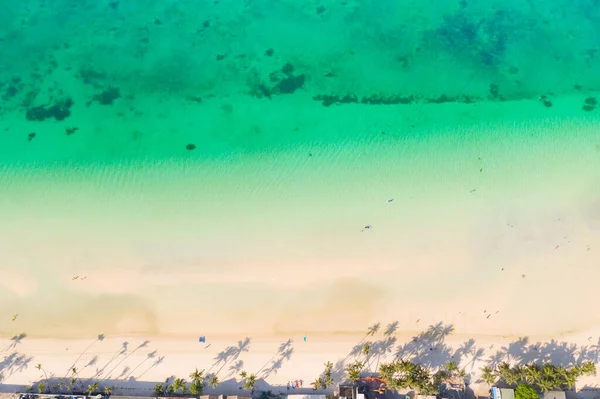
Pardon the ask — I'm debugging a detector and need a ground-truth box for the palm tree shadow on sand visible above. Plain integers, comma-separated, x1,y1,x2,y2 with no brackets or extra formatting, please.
2,333,27,352
256,339,295,379
3,323,600,397
94,341,128,379
0,352,34,384
209,337,252,379
102,340,150,380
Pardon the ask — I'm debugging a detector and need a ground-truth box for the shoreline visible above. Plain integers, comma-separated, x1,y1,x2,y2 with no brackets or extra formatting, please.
3,323,600,397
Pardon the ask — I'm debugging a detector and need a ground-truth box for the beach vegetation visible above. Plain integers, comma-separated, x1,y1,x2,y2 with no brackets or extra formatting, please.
346,361,364,382
153,383,166,397
362,344,371,357
480,365,496,385
104,386,113,396
87,382,99,395
239,371,258,391
324,361,335,387
189,380,204,396
188,368,205,396
313,361,336,390
172,377,187,394
498,362,520,385
37,383,46,394
487,361,596,392
445,361,458,374
581,361,597,375
209,375,220,388
515,384,538,399
36,363,50,386
441,360,467,379
378,360,439,395
189,368,205,385
312,376,326,390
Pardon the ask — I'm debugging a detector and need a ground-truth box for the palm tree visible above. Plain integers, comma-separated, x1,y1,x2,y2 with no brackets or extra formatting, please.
362,344,371,357
87,382,99,395
209,376,219,388
580,361,596,376
513,365,526,382
523,364,540,384
189,368,205,384
172,378,187,394
104,386,113,396
563,371,577,389
541,364,558,388
433,370,448,386
481,366,496,385
324,361,334,387
242,373,257,391
446,361,459,374
313,377,326,390
68,377,77,392
537,378,553,393
36,363,49,386
498,362,520,385
190,381,203,396
153,383,165,397
37,383,45,394
346,361,364,382
240,370,248,379
379,362,396,383
362,344,372,371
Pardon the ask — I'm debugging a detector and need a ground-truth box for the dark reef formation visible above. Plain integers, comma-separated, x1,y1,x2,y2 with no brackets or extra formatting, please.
249,62,306,99
583,96,597,111
431,8,520,68
93,87,121,105
313,93,484,107
25,97,73,121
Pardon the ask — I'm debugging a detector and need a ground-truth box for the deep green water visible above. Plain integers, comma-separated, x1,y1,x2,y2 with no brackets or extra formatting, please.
1,0,600,163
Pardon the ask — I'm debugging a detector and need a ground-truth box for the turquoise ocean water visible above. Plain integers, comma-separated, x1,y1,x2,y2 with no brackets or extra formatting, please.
1,0,600,337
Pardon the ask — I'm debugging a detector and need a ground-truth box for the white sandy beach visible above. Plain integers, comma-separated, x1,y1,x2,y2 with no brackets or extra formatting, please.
3,328,600,397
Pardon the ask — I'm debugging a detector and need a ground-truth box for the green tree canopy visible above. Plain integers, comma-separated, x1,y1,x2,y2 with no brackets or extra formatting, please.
481,365,496,385
190,381,204,396
515,384,538,399
154,384,165,396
